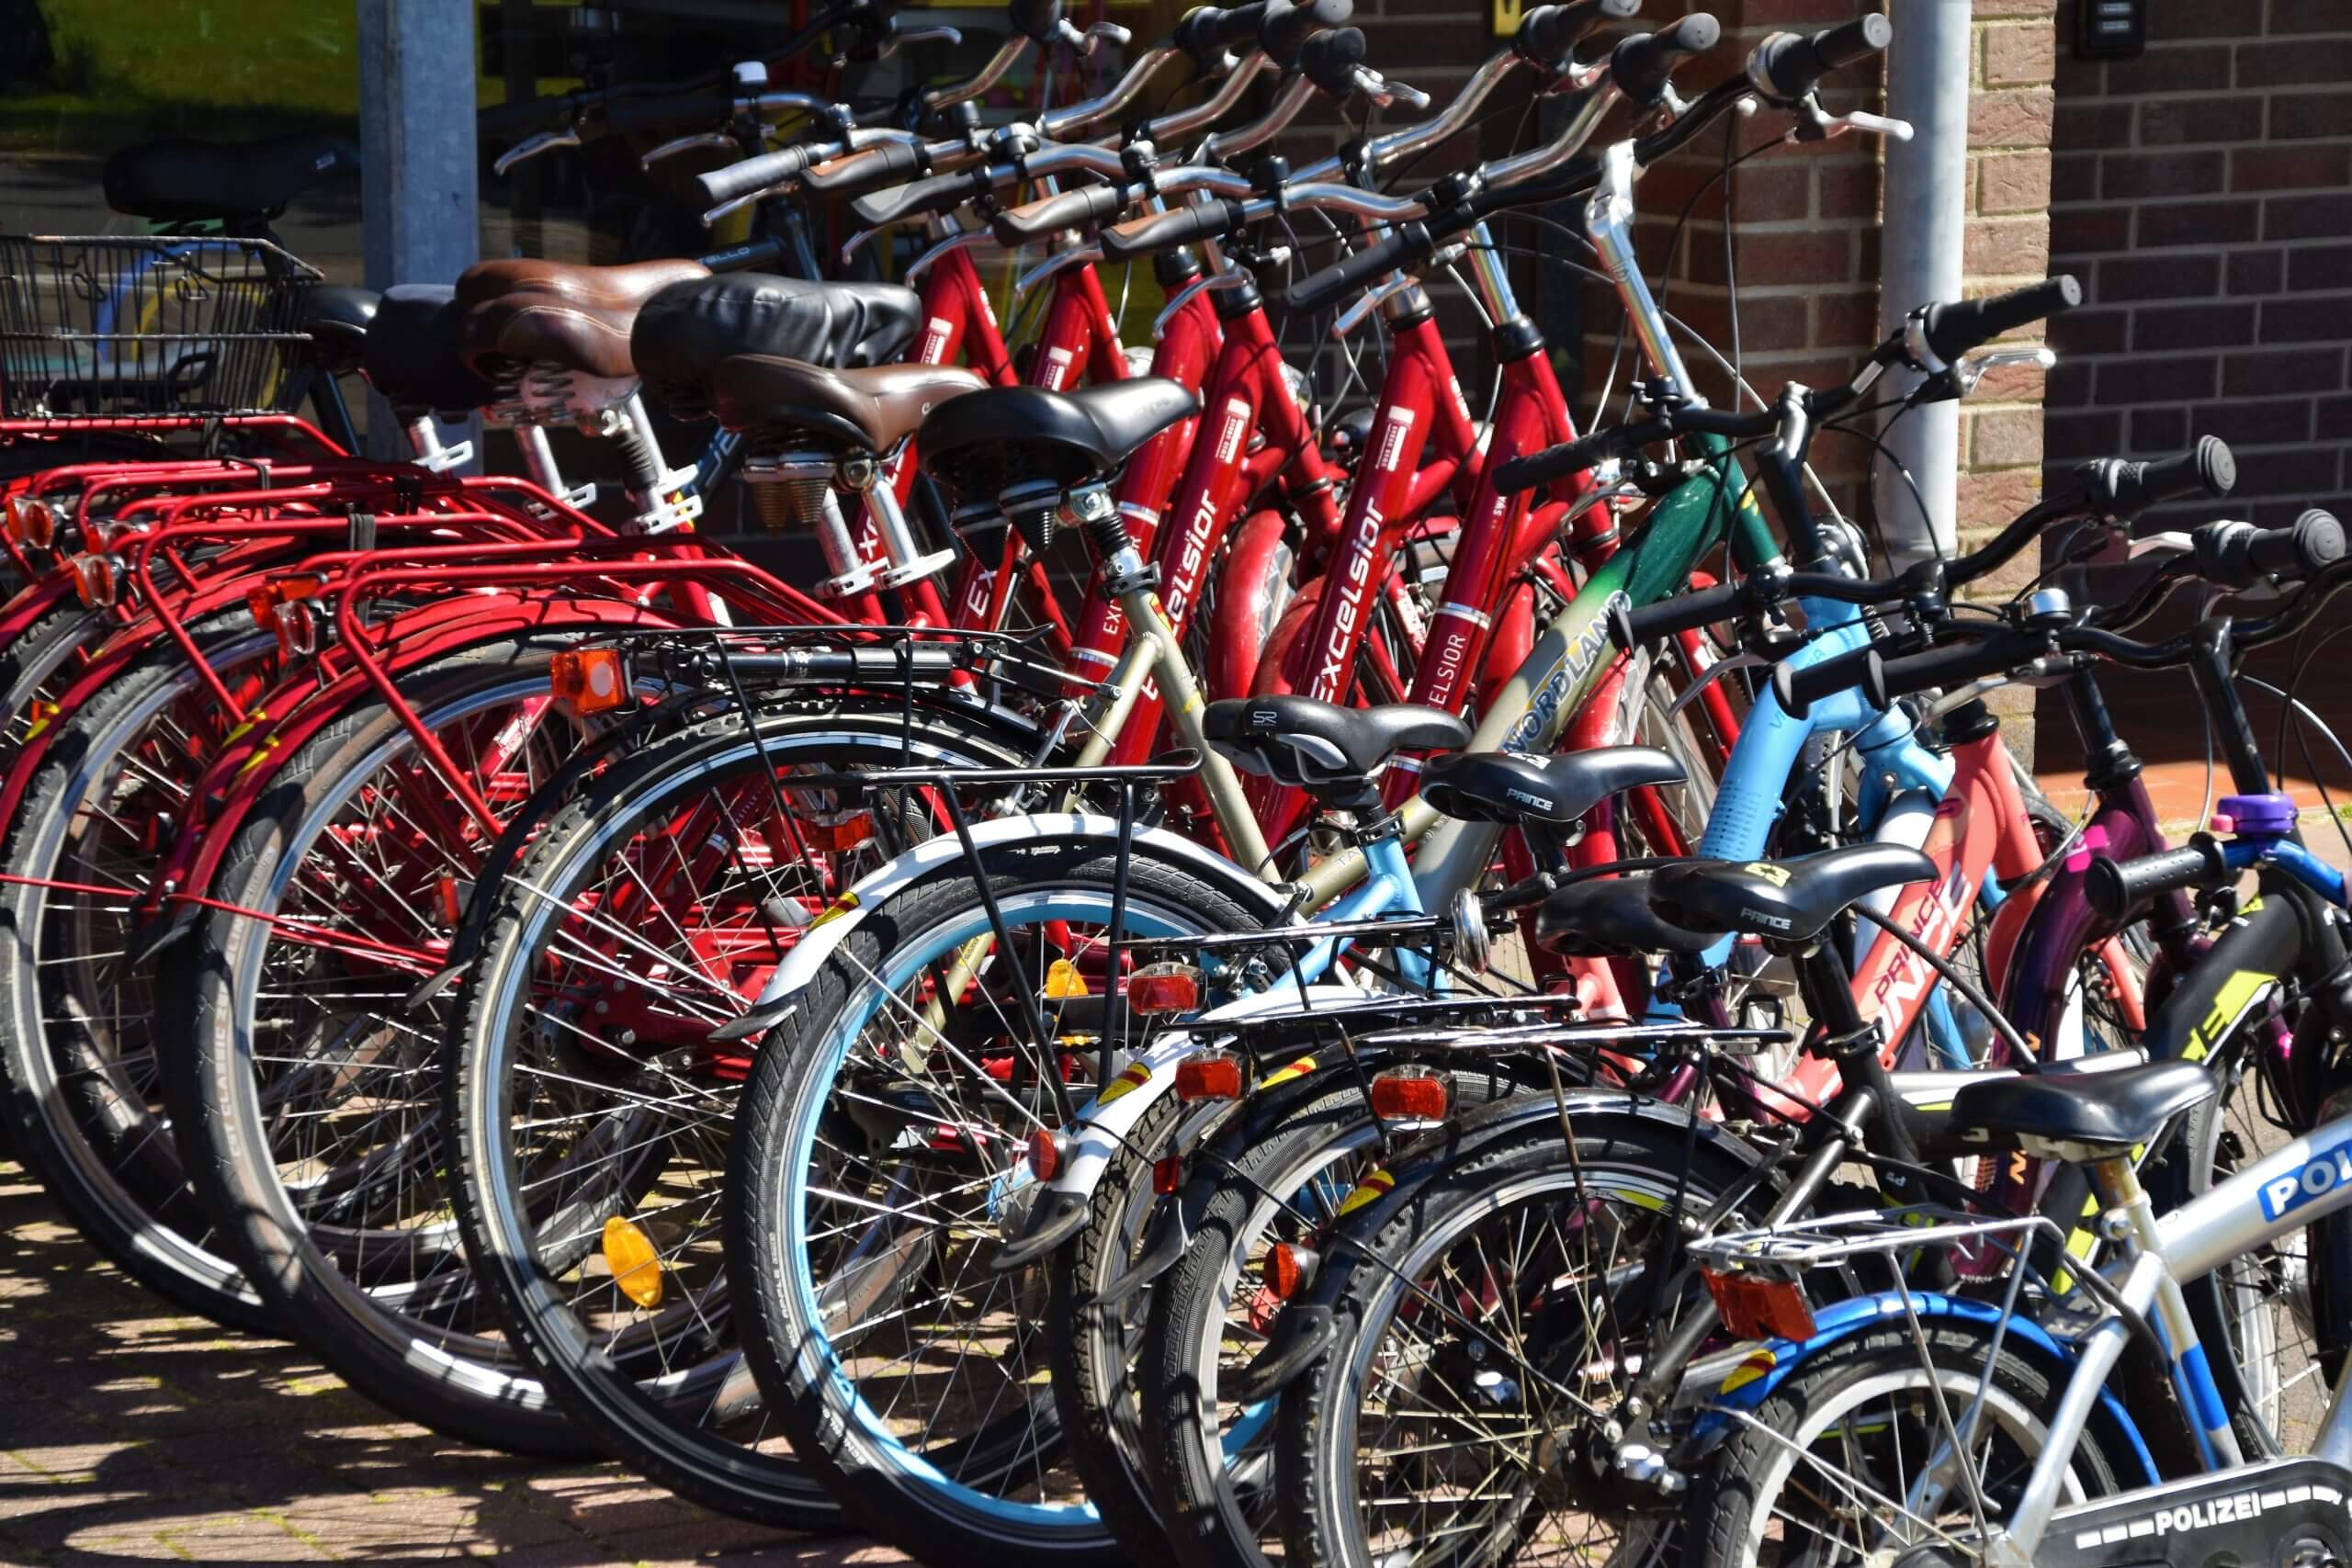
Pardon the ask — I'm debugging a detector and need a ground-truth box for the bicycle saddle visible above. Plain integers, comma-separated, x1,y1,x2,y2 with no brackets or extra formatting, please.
1422,747,1686,828
1534,874,1716,958
102,132,356,222
1948,1057,2215,1155
632,274,923,420
1646,842,1936,945
1204,696,1470,792
920,378,1198,501
455,259,711,380
300,287,380,377
361,286,494,415
708,357,986,454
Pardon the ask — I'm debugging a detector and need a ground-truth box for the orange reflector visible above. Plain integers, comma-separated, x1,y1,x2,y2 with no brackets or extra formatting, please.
1370,1068,1453,1125
1025,1127,1068,1181
601,1215,665,1309
71,553,119,608
550,648,630,715
801,811,873,853
4,494,58,550
1152,1155,1183,1195
1264,1242,1318,1302
1128,961,1201,1016
1702,1269,1815,1341
1174,1051,1244,1102
1044,957,1090,1000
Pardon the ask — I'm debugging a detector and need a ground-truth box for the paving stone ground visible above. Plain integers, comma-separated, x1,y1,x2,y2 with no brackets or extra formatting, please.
0,1160,908,1567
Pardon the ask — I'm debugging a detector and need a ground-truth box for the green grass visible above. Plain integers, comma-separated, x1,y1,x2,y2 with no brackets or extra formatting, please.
1,0,375,151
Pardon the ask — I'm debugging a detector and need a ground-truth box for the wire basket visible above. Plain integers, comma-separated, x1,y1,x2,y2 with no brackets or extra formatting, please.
0,236,322,419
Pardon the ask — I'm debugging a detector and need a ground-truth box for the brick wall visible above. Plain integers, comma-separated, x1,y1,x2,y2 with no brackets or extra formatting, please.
2046,0,2352,530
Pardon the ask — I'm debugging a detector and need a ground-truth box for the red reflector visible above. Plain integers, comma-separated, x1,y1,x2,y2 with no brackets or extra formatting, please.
71,552,119,608
801,811,872,852
1264,1242,1317,1302
1173,1051,1243,1101
1702,1269,1815,1341
1025,1127,1066,1181
1370,1069,1452,1124
1152,1155,1183,1195
1127,961,1201,1016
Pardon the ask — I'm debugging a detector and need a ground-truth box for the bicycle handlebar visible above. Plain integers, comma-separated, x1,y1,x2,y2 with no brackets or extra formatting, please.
1914,275,2081,367
1748,15,1893,101
2083,841,2228,923
2079,434,2236,518
1611,15,1723,106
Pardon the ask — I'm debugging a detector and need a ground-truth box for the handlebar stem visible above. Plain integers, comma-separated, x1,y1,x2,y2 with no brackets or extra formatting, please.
1587,140,1704,405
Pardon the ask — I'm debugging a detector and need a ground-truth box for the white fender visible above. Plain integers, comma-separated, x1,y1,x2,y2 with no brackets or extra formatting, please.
743,812,1290,1019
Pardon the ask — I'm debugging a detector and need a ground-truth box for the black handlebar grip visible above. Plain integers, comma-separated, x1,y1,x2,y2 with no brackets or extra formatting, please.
1100,198,1250,261
604,89,734,134
1865,633,2037,708
1773,642,1883,719
1515,0,1642,64
698,145,819,207
1918,275,2081,367
992,182,1132,246
1173,3,1272,61
1285,221,1430,314
851,169,981,229
1263,0,1353,66
2092,434,2237,518
1494,415,1672,494
1607,581,1744,650
802,139,927,193
1009,0,1068,45
2222,508,2348,584
1298,26,1369,96
2083,841,2228,924
1612,15,1724,107
1750,14,1894,101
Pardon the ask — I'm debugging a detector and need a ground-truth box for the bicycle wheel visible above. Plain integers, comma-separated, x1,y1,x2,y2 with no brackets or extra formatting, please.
1687,1322,2135,1568
726,836,1273,1567
1275,1115,1755,1568
451,705,1037,1525
1142,1084,1460,1568
165,638,636,1454
0,613,278,1330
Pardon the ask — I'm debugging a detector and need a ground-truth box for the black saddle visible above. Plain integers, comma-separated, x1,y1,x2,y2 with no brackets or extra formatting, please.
1422,746,1685,828
103,133,357,223
1949,1058,2215,1155
921,378,1197,502
361,286,493,416
1534,874,1716,958
631,273,922,420
300,287,379,377
1204,695,1470,795
1647,843,1937,945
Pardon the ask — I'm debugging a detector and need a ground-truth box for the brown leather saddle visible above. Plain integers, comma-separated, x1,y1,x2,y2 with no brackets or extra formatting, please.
455,258,710,382
709,356,986,455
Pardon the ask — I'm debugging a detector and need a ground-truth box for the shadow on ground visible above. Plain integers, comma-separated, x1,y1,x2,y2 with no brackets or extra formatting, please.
0,1161,902,1565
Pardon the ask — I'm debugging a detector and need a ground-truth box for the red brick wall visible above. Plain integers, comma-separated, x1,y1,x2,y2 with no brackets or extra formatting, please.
2046,0,2352,530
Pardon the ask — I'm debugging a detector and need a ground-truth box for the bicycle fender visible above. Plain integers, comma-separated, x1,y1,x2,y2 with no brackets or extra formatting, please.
710,814,1290,1043
1688,1292,2159,1484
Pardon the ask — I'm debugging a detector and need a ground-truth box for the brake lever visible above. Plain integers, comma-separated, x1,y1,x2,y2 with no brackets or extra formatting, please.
1793,95,1914,143
1016,244,1102,298
903,229,986,285
1332,245,1462,339
1351,67,1430,112
877,24,964,61
494,127,581,177
1152,268,1271,341
640,132,737,171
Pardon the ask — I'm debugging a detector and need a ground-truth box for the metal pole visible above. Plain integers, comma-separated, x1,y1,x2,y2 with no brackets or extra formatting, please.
358,0,481,462
1876,0,1972,565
